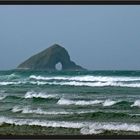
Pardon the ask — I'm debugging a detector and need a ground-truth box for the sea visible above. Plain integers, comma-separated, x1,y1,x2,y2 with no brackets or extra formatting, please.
0,70,140,135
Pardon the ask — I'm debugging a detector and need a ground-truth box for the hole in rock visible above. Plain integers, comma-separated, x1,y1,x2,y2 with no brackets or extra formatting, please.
55,62,62,71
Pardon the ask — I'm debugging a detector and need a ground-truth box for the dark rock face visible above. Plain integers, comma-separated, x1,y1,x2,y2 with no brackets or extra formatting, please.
17,44,85,71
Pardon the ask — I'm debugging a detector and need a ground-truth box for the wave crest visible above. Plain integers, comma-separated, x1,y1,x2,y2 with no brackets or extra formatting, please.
12,106,73,115
0,116,140,135
29,75,140,82
103,99,119,107
131,100,140,107
0,93,7,100
24,91,58,99
28,81,140,88
57,98,103,106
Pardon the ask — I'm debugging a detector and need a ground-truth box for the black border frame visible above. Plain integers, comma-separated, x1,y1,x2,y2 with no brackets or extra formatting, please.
0,1,140,4
0,1,140,139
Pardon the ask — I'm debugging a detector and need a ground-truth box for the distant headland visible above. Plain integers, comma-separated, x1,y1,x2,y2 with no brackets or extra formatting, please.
17,44,86,71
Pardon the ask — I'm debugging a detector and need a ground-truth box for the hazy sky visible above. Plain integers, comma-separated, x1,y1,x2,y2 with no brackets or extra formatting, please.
0,5,140,70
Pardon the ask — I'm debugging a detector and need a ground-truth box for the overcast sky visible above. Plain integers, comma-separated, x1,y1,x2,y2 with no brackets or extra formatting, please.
0,5,140,70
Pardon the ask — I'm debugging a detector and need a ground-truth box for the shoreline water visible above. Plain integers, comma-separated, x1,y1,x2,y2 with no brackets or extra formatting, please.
0,70,140,135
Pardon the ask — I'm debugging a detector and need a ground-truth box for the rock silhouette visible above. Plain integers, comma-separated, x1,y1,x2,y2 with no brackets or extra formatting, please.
17,44,85,71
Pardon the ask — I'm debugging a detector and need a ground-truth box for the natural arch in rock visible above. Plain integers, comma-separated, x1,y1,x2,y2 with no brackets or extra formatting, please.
55,62,62,71
17,44,86,71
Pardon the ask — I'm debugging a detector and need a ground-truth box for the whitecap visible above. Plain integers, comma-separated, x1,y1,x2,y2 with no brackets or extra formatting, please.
80,122,140,134
24,91,58,99
102,99,119,107
0,116,140,135
0,81,25,86
131,100,140,107
12,106,73,115
29,75,140,82
0,116,85,128
57,98,103,106
12,106,23,113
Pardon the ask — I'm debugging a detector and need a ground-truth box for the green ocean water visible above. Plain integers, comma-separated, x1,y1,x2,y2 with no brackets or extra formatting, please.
0,70,140,135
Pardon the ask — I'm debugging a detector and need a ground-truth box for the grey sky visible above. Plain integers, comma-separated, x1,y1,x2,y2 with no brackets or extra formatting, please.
0,5,140,70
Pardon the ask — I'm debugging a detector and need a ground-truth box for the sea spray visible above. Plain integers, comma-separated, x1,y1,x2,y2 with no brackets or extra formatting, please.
24,91,58,99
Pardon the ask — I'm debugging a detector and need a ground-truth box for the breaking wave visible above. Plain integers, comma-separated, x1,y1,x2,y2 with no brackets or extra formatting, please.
29,81,140,88
0,73,19,80
80,122,140,134
0,116,140,134
24,91,58,99
0,116,84,129
29,75,140,82
131,100,140,107
0,81,27,86
28,75,140,88
12,106,73,115
57,98,103,106
0,81,21,86
102,99,119,107
57,98,123,107
0,94,7,100
12,106,98,115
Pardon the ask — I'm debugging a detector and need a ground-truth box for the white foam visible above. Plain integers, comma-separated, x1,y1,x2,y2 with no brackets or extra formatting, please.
54,81,140,88
30,75,68,81
68,81,140,88
24,91,57,99
0,81,26,86
28,80,140,88
7,73,19,79
0,116,85,129
12,106,98,115
0,82,19,85
0,73,19,80
57,98,103,106
103,99,118,107
30,81,48,85
12,106,23,113
80,127,103,134
12,106,73,115
29,75,140,82
80,122,140,134
131,100,140,107
0,116,140,135
29,74,140,88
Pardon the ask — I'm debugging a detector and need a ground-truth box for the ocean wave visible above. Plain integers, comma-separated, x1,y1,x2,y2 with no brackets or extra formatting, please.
12,106,73,115
0,73,19,80
29,80,140,88
57,98,121,107
29,81,48,85
0,116,85,129
0,81,27,86
29,75,140,82
1,79,140,88
0,82,20,86
57,98,103,106
7,73,19,79
80,122,140,135
12,106,100,115
131,100,140,107
53,81,140,88
11,106,136,117
102,99,119,107
30,75,69,81
0,93,7,100
24,91,58,99
0,116,140,134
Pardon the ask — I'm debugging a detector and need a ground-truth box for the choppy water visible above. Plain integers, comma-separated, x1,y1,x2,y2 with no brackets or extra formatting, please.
0,70,140,135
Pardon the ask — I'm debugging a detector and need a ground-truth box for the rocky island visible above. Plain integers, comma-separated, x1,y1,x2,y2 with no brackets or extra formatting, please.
17,44,86,71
